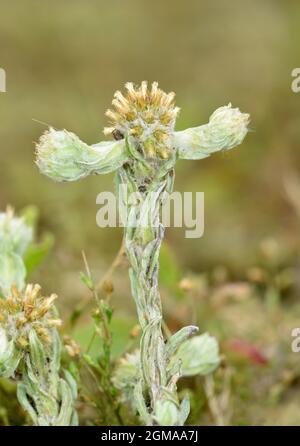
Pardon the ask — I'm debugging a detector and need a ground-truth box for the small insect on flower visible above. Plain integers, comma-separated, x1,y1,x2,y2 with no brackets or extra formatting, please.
0,283,61,349
104,81,180,159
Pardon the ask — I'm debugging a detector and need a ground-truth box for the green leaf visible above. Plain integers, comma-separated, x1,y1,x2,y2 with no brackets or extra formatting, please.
28,330,46,374
166,325,199,359
79,272,94,291
23,232,54,274
17,382,38,426
169,333,220,377
178,394,190,425
100,300,113,322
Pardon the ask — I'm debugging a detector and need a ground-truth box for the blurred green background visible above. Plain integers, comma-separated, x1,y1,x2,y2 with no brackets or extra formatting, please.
1,0,300,425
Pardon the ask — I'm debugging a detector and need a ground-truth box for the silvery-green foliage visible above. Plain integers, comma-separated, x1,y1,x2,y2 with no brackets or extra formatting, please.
169,333,220,376
0,283,78,425
17,331,78,426
165,325,199,359
0,327,22,378
0,206,78,425
174,104,249,160
153,398,179,426
0,210,33,255
36,128,127,182
0,327,7,355
0,283,62,373
35,81,249,426
0,209,33,296
113,332,220,418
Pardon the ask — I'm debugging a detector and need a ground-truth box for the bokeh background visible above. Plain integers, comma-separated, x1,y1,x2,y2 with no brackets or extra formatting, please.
1,0,300,425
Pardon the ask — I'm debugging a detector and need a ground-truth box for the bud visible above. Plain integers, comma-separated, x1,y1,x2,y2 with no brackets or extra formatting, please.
63,335,81,358
175,104,250,160
100,279,114,295
0,208,33,255
169,333,220,377
35,128,127,182
130,324,141,338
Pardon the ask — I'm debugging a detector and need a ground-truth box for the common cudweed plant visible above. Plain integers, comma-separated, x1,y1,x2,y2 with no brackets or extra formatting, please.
35,81,250,425
0,209,78,426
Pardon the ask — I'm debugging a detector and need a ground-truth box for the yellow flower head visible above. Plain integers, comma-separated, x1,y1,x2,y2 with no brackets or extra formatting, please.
104,81,180,159
0,284,61,349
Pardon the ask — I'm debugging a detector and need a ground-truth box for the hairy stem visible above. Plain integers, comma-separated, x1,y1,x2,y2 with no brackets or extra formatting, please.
118,152,175,423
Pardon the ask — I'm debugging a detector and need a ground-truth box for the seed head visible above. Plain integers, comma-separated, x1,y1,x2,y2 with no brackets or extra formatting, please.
104,81,180,159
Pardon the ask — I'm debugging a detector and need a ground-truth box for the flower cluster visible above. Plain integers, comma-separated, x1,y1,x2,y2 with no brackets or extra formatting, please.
0,284,61,349
0,207,78,426
104,81,180,159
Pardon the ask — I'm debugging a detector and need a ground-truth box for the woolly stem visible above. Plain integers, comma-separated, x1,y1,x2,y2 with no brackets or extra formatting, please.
117,146,176,423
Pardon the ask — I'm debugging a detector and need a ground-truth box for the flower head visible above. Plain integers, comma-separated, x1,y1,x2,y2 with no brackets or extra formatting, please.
104,81,180,159
0,207,33,255
35,128,127,182
208,103,250,149
35,128,94,182
0,284,61,349
175,103,250,160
